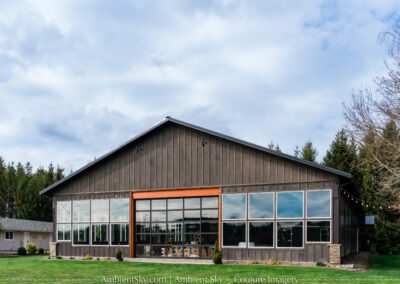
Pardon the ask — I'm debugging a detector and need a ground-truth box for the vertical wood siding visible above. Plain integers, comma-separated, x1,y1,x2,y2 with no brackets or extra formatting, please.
52,123,340,262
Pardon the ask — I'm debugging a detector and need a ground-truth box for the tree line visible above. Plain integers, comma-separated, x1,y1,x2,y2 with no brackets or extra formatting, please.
0,159,64,222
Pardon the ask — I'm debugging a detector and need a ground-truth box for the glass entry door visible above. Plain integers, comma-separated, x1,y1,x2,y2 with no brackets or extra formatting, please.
135,196,218,258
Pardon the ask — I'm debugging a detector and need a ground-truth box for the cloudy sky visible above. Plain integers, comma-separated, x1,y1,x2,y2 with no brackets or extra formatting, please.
0,0,398,172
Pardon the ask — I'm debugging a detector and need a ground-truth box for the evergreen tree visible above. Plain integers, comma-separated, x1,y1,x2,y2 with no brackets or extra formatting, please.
267,141,282,153
300,140,318,162
0,158,6,217
323,129,359,177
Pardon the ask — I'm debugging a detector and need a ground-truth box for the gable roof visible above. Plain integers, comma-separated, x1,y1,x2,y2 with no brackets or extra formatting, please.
40,116,352,196
0,218,53,233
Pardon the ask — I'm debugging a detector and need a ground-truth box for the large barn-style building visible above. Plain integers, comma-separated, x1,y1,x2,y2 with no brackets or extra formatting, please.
41,117,360,263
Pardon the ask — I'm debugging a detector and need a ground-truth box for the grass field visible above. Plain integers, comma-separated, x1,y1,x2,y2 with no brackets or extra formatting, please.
0,255,399,284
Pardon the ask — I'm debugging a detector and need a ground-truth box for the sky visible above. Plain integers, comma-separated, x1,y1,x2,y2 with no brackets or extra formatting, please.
0,0,399,173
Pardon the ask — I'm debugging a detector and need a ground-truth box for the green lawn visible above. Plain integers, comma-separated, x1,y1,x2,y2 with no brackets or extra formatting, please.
0,255,399,284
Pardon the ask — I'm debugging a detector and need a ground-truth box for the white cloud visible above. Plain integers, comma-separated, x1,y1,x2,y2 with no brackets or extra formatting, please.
0,0,398,172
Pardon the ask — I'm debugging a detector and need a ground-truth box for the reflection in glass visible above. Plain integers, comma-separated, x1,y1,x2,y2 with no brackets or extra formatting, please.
110,199,129,222
222,194,246,219
57,224,71,241
92,224,108,245
152,199,166,210
111,224,129,245
307,221,330,242
136,211,150,222
201,209,218,220
249,222,273,247
152,211,166,222
168,210,183,222
136,200,150,211
277,192,303,218
184,210,200,220
73,200,90,222
168,199,183,210
91,199,109,222
202,197,218,208
222,222,246,247
57,201,71,223
185,198,200,209
73,223,89,245
249,193,274,219
307,190,331,218
277,221,303,247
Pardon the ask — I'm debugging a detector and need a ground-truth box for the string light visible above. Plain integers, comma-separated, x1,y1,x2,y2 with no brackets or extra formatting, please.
339,186,393,211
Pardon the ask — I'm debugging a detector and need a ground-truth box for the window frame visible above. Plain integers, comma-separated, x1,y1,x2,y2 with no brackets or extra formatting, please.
276,220,304,249
306,189,332,219
221,221,247,249
305,220,332,244
222,193,247,221
110,198,130,223
72,223,90,246
91,223,110,246
248,192,275,220
56,224,71,242
57,201,72,223
247,220,274,249
5,231,14,240
276,191,304,219
72,200,90,223
110,223,130,247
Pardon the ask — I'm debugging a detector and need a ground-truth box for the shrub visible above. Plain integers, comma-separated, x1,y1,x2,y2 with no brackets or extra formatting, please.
56,256,62,259
38,248,44,255
246,260,259,265
83,255,93,260
103,256,111,261
26,242,38,255
212,242,223,264
264,259,281,265
17,247,27,256
96,257,100,261
316,261,326,267
116,249,123,261
69,257,75,259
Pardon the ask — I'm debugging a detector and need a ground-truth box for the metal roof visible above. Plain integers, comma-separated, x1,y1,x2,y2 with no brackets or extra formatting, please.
40,116,352,196
0,218,53,233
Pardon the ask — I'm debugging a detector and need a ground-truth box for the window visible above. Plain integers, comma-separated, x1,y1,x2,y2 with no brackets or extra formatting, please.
249,222,273,247
134,196,219,258
92,224,108,245
277,221,303,248
73,200,90,222
73,223,89,245
5,231,13,240
365,215,375,225
222,222,246,247
57,201,71,223
110,199,129,222
111,224,129,245
307,221,330,242
249,192,274,219
277,191,303,218
307,190,331,218
222,194,246,220
91,199,109,222
57,224,71,241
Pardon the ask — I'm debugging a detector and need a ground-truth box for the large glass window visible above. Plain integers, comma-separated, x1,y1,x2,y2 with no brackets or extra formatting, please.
134,196,218,258
73,223,89,245
277,191,303,218
92,224,108,245
91,199,109,222
110,199,129,222
222,222,246,247
57,201,71,223
307,221,330,242
248,193,274,219
222,194,246,220
277,221,303,248
57,224,71,241
73,200,90,223
111,224,129,245
307,190,331,218
249,222,273,247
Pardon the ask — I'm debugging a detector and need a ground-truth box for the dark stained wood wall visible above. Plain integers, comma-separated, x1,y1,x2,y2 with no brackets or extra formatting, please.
52,122,340,261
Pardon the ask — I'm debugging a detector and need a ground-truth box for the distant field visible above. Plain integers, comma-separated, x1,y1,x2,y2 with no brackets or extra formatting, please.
0,255,399,283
